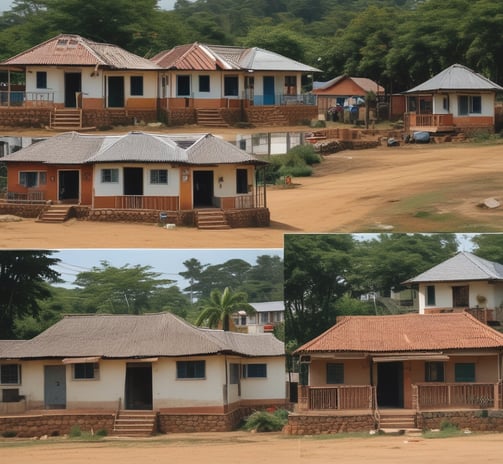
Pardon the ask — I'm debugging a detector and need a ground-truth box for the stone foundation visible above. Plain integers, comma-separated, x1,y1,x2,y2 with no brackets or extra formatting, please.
0,201,47,218
284,413,376,435
418,410,503,432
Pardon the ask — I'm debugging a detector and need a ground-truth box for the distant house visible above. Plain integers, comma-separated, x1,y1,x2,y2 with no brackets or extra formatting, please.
313,75,384,121
234,301,284,334
1,131,269,228
403,251,503,325
403,64,503,134
0,313,286,435
287,312,503,435
151,42,321,127
0,36,321,129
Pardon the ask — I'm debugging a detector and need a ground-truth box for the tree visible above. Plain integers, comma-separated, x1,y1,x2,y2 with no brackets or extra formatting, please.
179,258,208,304
195,286,255,331
471,234,503,263
0,250,61,339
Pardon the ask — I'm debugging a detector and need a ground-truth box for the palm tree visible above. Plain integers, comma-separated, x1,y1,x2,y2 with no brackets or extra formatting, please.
195,287,255,331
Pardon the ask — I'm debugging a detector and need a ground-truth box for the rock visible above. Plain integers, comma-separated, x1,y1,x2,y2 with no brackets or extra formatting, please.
0,215,22,222
483,198,500,209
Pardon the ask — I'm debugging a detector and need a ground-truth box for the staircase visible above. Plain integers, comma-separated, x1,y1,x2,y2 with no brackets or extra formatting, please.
50,108,83,130
378,411,420,434
37,205,73,223
196,209,230,230
196,108,229,127
112,410,157,437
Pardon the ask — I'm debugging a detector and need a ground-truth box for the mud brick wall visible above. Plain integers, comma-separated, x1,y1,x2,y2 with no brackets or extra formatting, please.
418,410,503,432
0,413,114,438
74,207,196,226
0,202,47,218
225,208,270,227
280,106,318,125
166,108,197,126
159,412,242,433
284,414,375,435
82,110,158,129
0,108,51,128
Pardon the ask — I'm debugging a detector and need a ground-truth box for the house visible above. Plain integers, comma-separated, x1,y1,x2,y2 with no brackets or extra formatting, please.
151,42,321,127
286,312,503,435
403,64,503,134
0,312,286,435
1,130,269,228
233,301,284,334
403,251,503,325
0,34,161,130
0,35,321,129
313,75,384,122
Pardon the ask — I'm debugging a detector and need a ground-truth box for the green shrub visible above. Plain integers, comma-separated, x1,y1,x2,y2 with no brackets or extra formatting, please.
69,425,82,437
95,428,108,437
278,165,313,177
243,409,288,432
287,145,321,165
439,420,459,432
1,430,17,438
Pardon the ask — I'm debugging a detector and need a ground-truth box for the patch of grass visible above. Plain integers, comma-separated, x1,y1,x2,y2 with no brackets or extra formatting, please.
423,421,466,439
1,431,17,438
242,409,289,432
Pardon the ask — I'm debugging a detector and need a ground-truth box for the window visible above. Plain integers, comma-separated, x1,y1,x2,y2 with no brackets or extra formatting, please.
199,75,210,93
326,363,344,384
260,312,269,324
236,169,248,194
229,363,240,384
150,169,168,184
242,363,267,378
36,71,47,89
0,364,21,385
177,75,190,96
458,95,482,115
19,171,46,187
426,285,436,306
130,76,144,96
177,360,205,379
224,76,239,96
101,168,119,183
455,363,475,382
284,75,296,96
74,362,99,380
452,285,469,307
425,362,444,382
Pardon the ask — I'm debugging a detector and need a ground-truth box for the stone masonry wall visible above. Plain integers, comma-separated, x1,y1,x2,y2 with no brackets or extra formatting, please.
284,414,376,435
225,208,270,227
0,202,47,218
418,410,503,432
0,108,51,128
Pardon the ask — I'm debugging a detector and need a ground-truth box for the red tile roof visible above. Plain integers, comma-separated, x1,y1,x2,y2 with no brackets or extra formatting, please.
295,313,503,354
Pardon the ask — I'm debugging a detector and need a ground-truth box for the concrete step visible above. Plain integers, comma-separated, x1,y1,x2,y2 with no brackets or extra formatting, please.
112,411,157,437
196,210,230,229
37,205,72,223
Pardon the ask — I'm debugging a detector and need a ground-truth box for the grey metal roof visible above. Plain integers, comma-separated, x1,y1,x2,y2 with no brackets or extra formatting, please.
2,131,267,166
405,64,503,93
249,301,284,313
403,252,503,284
234,47,321,72
0,313,284,360
0,340,25,356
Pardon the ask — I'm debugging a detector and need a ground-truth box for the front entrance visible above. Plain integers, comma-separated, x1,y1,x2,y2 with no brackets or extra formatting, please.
64,72,82,108
125,363,153,410
108,76,125,108
263,76,275,105
58,170,80,203
193,170,214,207
123,167,143,196
44,365,66,409
377,362,404,408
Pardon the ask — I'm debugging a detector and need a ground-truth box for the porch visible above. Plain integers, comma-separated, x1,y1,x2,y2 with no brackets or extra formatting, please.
404,112,456,133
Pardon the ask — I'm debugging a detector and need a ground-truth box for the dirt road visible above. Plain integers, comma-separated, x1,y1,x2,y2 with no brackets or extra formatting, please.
1,431,501,464
2,125,503,249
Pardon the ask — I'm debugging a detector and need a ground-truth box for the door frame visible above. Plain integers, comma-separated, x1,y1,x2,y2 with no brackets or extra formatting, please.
124,363,153,410
58,169,80,203
44,365,67,409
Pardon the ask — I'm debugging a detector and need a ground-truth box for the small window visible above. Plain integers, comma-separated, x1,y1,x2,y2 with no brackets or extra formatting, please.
229,363,240,384
36,71,47,89
455,363,475,382
199,75,210,93
130,76,144,96
470,96,481,114
74,363,99,380
101,168,119,183
0,364,21,385
242,363,267,378
19,171,46,188
284,75,296,96
326,363,344,384
260,312,269,324
425,362,444,382
177,360,205,379
224,76,239,97
177,75,191,96
150,169,168,184
236,169,248,194
426,285,436,306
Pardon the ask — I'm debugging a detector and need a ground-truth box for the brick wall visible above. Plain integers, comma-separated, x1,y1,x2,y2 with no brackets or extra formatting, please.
285,413,376,435
225,208,270,227
0,202,47,218
418,410,503,432
0,108,51,128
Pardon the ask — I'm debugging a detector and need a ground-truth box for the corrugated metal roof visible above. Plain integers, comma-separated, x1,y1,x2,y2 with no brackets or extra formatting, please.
1,313,284,359
1,34,160,70
249,301,284,313
403,252,503,284
313,75,384,94
405,64,503,93
2,131,267,166
151,42,321,72
295,313,503,354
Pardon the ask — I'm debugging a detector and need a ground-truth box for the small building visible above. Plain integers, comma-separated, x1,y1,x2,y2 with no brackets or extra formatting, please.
234,301,284,334
0,312,286,436
403,64,503,134
286,312,503,435
1,131,269,228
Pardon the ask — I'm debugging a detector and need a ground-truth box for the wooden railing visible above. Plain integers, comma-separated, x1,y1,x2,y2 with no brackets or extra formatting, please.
413,383,500,410
114,195,179,210
6,190,45,202
405,112,454,129
297,385,375,411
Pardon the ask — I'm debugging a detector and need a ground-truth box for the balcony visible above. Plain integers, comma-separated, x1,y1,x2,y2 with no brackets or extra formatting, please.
404,112,455,133
0,90,55,108
297,385,375,412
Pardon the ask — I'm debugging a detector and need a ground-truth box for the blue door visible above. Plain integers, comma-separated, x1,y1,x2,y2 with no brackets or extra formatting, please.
44,365,66,409
263,76,275,105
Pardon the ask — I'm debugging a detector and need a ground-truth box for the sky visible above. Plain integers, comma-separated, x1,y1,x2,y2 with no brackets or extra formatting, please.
0,0,178,12
51,248,283,289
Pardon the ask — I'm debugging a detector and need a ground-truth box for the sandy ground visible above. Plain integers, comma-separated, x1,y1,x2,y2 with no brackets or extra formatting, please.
1,431,502,464
2,125,503,249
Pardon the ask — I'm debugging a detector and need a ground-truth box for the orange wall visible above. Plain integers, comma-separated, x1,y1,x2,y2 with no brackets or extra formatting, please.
315,78,368,97
179,169,192,210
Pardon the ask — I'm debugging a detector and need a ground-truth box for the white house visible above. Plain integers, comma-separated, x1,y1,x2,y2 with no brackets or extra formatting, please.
234,301,284,334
